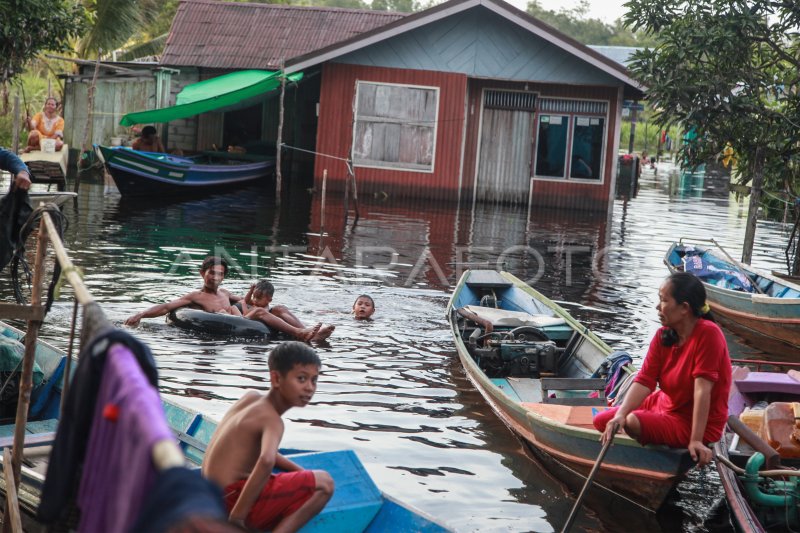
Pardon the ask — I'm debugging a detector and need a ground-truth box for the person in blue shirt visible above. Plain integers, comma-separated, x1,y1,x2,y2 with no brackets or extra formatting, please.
1,148,31,191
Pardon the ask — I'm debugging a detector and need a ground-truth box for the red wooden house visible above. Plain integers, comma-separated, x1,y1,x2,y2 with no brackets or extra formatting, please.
161,0,643,210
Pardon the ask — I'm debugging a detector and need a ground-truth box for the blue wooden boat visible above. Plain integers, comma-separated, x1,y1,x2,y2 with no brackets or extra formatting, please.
95,145,275,197
0,320,447,532
447,270,693,512
665,241,800,356
714,361,800,532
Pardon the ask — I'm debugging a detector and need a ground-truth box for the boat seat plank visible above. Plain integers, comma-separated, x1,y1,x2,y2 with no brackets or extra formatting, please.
491,378,522,403
465,271,512,289
506,378,543,403
463,305,565,328
735,371,800,395
541,378,606,406
0,431,56,449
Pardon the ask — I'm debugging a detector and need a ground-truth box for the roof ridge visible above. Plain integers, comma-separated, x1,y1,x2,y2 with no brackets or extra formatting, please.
181,0,407,16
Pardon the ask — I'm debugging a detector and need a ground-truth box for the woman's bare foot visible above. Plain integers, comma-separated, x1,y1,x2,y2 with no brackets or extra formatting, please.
297,323,321,342
311,324,335,342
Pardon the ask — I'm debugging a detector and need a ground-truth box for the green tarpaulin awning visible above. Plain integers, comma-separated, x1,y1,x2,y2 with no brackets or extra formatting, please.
120,70,303,127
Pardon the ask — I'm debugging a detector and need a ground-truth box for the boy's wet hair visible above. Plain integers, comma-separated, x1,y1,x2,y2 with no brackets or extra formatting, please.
142,125,157,137
253,280,275,297
200,256,228,275
269,341,321,375
353,294,374,307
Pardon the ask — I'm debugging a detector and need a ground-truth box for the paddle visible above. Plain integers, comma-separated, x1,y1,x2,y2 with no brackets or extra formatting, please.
561,422,619,533
709,238,765,295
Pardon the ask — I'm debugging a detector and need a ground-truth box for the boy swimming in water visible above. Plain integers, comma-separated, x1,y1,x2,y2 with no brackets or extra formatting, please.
240,280,334,342
202,342,334,531
125,256,240,327
352,294,375,320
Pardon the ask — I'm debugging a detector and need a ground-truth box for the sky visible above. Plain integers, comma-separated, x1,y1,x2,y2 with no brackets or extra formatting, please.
503,0,628,23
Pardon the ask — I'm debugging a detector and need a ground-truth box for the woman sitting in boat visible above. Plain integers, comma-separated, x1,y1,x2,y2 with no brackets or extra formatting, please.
593,272,731,466
24,97,65,153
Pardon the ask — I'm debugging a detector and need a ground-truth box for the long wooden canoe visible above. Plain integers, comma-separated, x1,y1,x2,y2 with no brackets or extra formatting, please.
0,320,448,532
665,241,800,357
447,270,693,513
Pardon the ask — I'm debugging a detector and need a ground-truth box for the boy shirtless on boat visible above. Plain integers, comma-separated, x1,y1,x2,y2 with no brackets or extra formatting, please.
124,256,241,327
238,280,334,342
202,342,334,531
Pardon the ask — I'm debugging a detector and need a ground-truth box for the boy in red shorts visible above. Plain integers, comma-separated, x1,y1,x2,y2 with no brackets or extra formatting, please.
202,342,334,531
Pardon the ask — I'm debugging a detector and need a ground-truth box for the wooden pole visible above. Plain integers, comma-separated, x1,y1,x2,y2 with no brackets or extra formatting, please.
561,423,619,533
275,60,286,200
12,94,20,154
76,51,102,193
2,449,22,533
2,218,47,533
320,169,328,236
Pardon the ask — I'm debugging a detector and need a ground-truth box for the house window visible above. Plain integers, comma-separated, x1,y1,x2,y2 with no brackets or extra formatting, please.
569,117,605,180
534,115,568,178
535,98,608,181
352,81,438,172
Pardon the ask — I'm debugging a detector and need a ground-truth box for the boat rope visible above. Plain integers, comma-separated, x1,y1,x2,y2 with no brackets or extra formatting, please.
761,188,796,207
11,204,68,312
280,143,351,163
717,453,800,478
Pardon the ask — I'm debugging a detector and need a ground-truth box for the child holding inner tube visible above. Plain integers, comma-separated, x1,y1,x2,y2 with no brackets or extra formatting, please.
239,280,334,343
125,256,240,327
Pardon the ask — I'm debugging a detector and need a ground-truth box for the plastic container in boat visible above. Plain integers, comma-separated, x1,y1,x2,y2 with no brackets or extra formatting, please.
764,402,800,458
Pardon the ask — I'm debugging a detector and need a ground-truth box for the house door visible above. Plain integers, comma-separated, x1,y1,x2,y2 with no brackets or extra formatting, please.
475,90,536,203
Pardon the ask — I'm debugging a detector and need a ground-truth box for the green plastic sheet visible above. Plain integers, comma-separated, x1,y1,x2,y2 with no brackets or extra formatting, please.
120,70,303,127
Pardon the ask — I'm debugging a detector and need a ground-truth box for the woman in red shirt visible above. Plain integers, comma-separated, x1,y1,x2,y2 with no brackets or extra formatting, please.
593,272,731,467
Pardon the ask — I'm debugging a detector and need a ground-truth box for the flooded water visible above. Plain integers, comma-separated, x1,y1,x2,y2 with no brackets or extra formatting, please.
1,161,795,532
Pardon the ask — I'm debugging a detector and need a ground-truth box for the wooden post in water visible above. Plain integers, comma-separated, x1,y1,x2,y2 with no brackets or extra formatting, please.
12,94,20,154
76,51,102,194
741,148,765,265
2,218,47,533
275,60,286,200
320,169,328,236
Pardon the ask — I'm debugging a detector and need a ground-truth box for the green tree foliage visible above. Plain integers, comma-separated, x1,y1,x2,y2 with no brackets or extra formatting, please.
0,0,87,84
525,0,657,47
78,0,162,58
623,0,800,270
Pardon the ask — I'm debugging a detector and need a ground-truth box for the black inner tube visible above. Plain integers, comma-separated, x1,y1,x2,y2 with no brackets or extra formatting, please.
168,308,271,337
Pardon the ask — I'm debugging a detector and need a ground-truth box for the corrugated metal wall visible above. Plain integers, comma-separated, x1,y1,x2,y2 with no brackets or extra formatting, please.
463,79,619,211
64,75,158,147
475,90,536,203
315,63,467,201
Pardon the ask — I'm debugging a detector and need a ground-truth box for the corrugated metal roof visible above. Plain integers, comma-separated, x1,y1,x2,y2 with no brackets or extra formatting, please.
161,0,406,69
588,46,641,67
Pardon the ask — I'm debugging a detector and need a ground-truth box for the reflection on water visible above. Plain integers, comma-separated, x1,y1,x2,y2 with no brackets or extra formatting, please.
0,161,792,531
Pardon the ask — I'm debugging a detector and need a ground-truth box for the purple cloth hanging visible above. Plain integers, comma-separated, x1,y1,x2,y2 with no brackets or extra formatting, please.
77,343,173,533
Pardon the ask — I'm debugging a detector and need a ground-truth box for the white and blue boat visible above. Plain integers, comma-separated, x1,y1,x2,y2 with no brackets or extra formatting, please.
95,145,275,198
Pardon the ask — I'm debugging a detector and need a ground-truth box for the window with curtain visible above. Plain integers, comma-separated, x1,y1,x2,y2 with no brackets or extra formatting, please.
569,116,605,180
534,114,568,178
352,82,439,172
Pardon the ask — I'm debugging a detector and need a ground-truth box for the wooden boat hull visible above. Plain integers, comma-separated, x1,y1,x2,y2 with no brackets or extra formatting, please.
96,145,275,197
712,365,800,532
447,270,692,512
665,242,800,356
0,320,447,532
